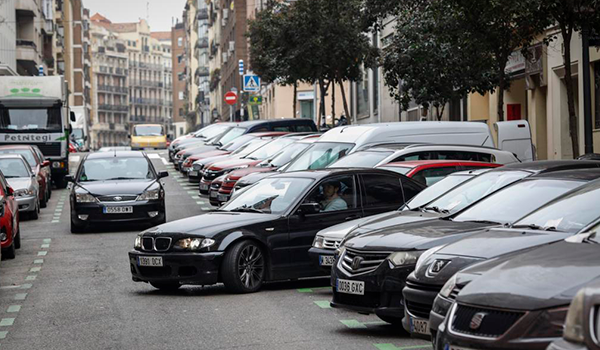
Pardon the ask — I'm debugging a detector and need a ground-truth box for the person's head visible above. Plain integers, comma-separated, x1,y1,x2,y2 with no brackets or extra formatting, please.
322,180,340,198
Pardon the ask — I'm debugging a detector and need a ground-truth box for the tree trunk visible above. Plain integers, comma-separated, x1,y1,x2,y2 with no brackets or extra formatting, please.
497,69,506,122
293,82,298,118
338,78,351,125
331,81,336,127
561,26,580,158
317,79,325,128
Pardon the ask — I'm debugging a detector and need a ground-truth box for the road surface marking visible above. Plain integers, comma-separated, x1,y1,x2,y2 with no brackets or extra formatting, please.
70,155,81,162
313,301,331,309
0,319,14,327
6,306,20,313
30,267,41,273
161,157,168,165
25,276,36,281
41,244,50,248
21,284,32,290
37,251,47,256
43,239,51,243
147,154,161,159
34,259,43,264
14,293,27,301
51,220,60,224
201,207,211,211
0,331,7,339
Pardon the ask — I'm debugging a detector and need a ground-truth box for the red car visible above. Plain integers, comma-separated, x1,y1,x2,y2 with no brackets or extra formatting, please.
0,145,52,208
69,142,78,153
0,170,20,259
377,160,502,186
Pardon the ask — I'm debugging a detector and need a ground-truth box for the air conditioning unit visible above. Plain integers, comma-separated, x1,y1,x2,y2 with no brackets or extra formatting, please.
228,41,235,52
223,9,229,20
222,52,228,63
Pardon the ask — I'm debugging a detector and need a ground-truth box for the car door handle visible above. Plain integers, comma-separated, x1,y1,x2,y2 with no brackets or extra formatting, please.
345,215,360,221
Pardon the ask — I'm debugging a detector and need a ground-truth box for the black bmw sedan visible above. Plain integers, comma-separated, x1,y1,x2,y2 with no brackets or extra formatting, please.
128,169,425,292
67,151,168,233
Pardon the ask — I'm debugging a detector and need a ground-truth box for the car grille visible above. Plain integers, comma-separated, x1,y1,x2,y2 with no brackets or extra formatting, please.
449,285,463,300
141,237,172,252
451,304,524,338
404,280,442,319
340,248,389,276
97,195,138,202
323,238,341,249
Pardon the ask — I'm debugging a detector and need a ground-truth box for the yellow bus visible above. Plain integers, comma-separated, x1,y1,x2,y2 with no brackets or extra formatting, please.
130,124,167,150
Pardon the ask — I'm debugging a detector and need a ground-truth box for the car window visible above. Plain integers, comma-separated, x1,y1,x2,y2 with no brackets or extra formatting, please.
217,127,247,145
246,138,295,160
304,175,356,212
295,125,314,132
403,174,474,210
412,166,461,186
394,151,493,163
286,142,354,172
252,127,269,132
273,126,292,132
265,142,311,168
79,157,154,181
328,151,393,168
361,174,406,209
0,158,30,178
0,172,9,194
454,179,584,225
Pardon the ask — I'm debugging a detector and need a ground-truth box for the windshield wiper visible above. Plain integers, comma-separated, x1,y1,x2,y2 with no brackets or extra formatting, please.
229,207,265,214
467,220,503,225
511,224,557,231
423,206,450,214
245,156,258,160
106,177,140,181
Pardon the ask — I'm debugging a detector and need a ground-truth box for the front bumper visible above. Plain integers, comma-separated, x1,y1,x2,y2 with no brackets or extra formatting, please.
199,179,211,195
71,200,165,224
547,339,588,350
187,169,202,182
129,250,224,285
330,257,411,320
402,279,445,336
308,247,336,273
16,195,37,212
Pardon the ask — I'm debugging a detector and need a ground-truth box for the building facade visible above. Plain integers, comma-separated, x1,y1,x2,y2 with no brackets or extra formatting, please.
171,22,188,137
0,0,17,75
150,31,174,137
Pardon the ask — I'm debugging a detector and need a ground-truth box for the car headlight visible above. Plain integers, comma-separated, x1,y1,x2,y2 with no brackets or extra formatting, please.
134,235,142,249
387,251,423,268
76,193,97,203
174,238,215,250
192,163,203,171
562,289,586,343
313,235,324,249
14,189,34,197
439,274,457,298
137,189,160,201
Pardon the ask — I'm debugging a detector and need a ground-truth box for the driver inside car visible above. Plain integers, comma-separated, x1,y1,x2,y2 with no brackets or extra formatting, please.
320,180,347,212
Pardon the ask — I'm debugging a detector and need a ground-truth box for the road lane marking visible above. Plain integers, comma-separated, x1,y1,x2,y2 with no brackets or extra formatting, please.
14,294,27,301
51,220,59,224
41,244,50,248
0,318,14,326
34,259,43,264
43,239,51,243
25,276,36,281
70,155,81,162
6,306,20,313
37,251,47,256
340,320,367,329
147,154,160,159
313,301,331,309
21,284,32,290
161,157,168,165
0,331,7,339
30,267,41,273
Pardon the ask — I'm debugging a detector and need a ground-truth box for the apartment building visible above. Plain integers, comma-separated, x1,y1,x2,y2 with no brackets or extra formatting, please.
171,22,188,137
151,31,174,137
89,18,129,148
0,0,17,75
207,0,223,122
196,0,210,127
183,0,199,129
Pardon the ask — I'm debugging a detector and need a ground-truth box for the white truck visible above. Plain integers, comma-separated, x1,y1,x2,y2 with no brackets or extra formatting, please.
70,106,89,152
0,76,75,188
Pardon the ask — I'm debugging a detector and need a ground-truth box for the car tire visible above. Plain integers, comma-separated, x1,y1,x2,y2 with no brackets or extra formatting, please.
3,241,15,259
150,282,181,291
30,202,39,220
221,240,266,294
70,218,86,234
40,190,48,208
14,226,20,249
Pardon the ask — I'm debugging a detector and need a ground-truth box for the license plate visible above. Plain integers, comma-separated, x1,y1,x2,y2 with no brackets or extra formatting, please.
210,191,218,198
103,206,133,214
410,316,430,335
200,184,209,191
189,171,198,177
319,255,335,266
217,194,229,202
336,278,364,295
444,346,475,350
137,256,163,267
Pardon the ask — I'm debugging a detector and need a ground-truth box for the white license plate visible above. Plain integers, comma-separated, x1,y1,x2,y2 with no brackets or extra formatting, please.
336,278,364,295
200,184,209,191
319,255,335,266
137,256,163,267
103,206,133,214
410,316,430,335
210,191,218,198
189,171,198,177
217,194,228,202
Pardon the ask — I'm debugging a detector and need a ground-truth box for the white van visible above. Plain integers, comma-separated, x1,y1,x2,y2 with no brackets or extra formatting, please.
283,121,534,172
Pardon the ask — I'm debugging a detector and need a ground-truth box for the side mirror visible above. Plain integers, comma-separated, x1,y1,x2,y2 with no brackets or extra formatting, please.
157,171,169,179
42,160,50,167
7,187,14,196
64,175,75,183
127,134,131,139
298,203,320,215
70,111,76,122
84,136,88,141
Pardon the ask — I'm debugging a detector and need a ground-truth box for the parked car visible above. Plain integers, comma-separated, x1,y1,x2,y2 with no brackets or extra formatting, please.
69,142,79,153
434,212,600,350
405,171,600,341
0,169,20,259
377,160,502,186
548,279,600,350
169,123,234,161
0,145,52,207
309,164,501,272
129,169,426,292
0,155,40,220
67,151,168,233
330,167,600,326
328,144,521,170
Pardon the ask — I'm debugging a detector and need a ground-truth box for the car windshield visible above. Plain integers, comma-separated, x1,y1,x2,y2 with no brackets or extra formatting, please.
195,124,230,139
221,134,257,152
231,139,271,156
259,142,311,168
328,151,393,168
513,181,600,233
0,158,30,178
454,179,583,225
246,138,295,160
216,127,247,145
0,107,62,132
0,149,37,166
221,177,313,214
79,157,154,181
425,170,529,214
285,142,354,172
72,128,84,139
403,174,474,210
134,125,164,136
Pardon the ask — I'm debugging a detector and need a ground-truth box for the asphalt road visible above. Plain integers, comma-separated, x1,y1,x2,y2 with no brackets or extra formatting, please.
0,151,431,350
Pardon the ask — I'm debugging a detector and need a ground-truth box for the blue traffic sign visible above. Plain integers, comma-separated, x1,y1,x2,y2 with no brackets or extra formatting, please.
243,74,261,92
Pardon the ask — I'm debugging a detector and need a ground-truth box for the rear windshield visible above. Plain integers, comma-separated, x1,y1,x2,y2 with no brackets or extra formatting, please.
328,151,393,168
134,125,164,136
285,142,354,172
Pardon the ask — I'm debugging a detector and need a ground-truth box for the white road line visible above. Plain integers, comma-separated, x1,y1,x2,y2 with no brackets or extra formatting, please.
70,155,81,162
161,157,168,165
147,154,161,159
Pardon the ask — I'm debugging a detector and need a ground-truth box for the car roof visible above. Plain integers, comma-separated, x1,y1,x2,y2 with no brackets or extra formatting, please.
496,160,600,173
527,168,600,181
236,119,313,127
245,131,290,138
85,151,147,159
0,154,27,160
269,168,404,180
0,145,35,151
382,160,499,169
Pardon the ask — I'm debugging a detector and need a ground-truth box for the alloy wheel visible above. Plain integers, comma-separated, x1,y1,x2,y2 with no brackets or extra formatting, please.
237,245,264,289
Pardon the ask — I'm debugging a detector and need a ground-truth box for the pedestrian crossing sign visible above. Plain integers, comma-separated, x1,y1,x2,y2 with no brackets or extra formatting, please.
243,74,261,92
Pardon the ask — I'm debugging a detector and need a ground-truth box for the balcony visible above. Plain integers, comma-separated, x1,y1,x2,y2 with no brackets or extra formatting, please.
197,8,209,20
97,85,128,94
196,38,209,49
43,20,54,35
195,67,209,77
16,0,37,16
98,104,129,112
16,40,39,74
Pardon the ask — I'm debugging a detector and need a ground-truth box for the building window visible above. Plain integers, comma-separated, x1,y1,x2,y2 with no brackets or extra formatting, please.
357,67,369,118
595,61,600,129
178,37,183,47
179,91,184,100
179,108,184,116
